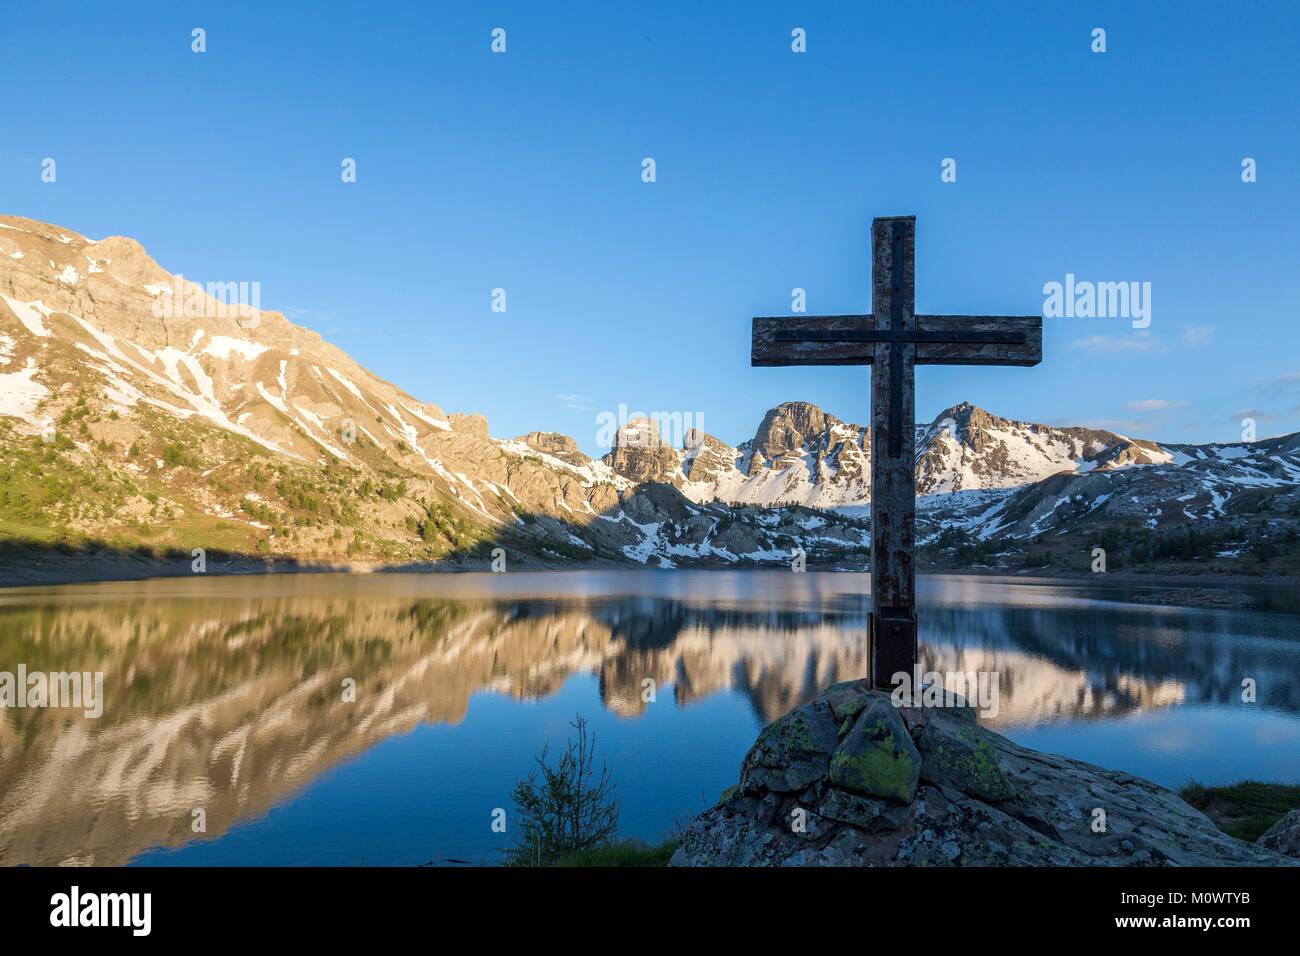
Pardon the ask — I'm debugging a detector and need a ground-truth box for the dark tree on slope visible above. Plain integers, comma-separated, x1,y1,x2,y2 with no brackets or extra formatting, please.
505,715,620,866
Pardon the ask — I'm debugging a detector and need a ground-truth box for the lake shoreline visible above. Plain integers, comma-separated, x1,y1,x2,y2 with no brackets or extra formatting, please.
1,548,1294,597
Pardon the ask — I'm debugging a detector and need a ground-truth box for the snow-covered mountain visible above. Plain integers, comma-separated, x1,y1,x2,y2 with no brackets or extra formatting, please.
932,429,1300,543
2,214,1297,578
597,399,1178,508
588,401,1299,570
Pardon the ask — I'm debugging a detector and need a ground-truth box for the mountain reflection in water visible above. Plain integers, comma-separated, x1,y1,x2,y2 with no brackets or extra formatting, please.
1,571,1297,866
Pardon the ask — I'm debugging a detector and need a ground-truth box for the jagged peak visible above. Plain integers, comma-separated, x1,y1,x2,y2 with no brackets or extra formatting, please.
613,416,664,449
927,402,1009,435
751,401,857,458
769,399,829,414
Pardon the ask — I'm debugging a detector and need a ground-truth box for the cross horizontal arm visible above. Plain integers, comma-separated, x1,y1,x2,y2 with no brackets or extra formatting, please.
751,314,1042,367
913,315,1042,366
751,315,876,366
780,329,1026,345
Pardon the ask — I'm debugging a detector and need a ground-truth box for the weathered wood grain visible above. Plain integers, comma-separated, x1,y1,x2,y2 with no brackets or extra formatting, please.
914,315,1042,366
751,314,876,366
869,218,917,686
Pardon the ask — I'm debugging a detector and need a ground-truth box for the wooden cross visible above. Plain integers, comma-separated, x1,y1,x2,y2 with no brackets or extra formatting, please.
752,216,1042,689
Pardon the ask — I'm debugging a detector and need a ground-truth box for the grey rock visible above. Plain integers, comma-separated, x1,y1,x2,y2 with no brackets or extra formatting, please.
823,679,874,722
817,788,885,829
1257,809,1300,858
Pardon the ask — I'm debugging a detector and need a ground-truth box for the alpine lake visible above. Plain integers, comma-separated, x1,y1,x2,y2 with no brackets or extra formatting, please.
1,570,1297,866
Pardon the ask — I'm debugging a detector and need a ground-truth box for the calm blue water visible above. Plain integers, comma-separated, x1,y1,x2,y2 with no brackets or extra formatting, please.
0,571,1296,866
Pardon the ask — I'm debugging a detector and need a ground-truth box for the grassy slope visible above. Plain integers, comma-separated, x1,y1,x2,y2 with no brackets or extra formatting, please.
1180,781,1300,842
548,838,678,867
0,399,497,567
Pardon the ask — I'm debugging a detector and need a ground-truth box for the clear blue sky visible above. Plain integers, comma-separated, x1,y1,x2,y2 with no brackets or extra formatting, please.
3,1,1297,454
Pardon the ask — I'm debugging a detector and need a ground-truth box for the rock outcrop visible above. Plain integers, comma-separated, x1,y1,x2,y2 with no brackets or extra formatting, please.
602,418,684,485
1257,809,1300,858
680,430,739,486
517,431,587,466
671,681,1295,867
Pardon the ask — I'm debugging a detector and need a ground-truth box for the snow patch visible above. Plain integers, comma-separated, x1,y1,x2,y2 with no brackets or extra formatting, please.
68,312,297,458
401,402,452,431
0,358,49,424
202,335,268,361
1,295,54,337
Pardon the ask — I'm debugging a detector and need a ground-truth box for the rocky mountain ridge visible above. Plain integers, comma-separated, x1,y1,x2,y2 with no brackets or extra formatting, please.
2,215,1297,578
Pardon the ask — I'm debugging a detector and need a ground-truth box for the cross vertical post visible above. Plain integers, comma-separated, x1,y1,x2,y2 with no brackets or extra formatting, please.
868,217,918,687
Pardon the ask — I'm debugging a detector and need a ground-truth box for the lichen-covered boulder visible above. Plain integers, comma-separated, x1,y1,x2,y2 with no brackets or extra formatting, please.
670,682,1299,868
738,698,840,793
828,698,920,803
918,711,1016,803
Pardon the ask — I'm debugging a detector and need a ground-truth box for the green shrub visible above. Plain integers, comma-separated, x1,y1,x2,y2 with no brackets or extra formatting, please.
505,715,620,867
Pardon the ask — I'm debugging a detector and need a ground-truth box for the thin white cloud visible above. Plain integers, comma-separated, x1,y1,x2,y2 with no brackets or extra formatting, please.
1181,324,1215,347
1069,333,1161,353
1124,399,1186,412
1230,408,1277,422
556,393,595,411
